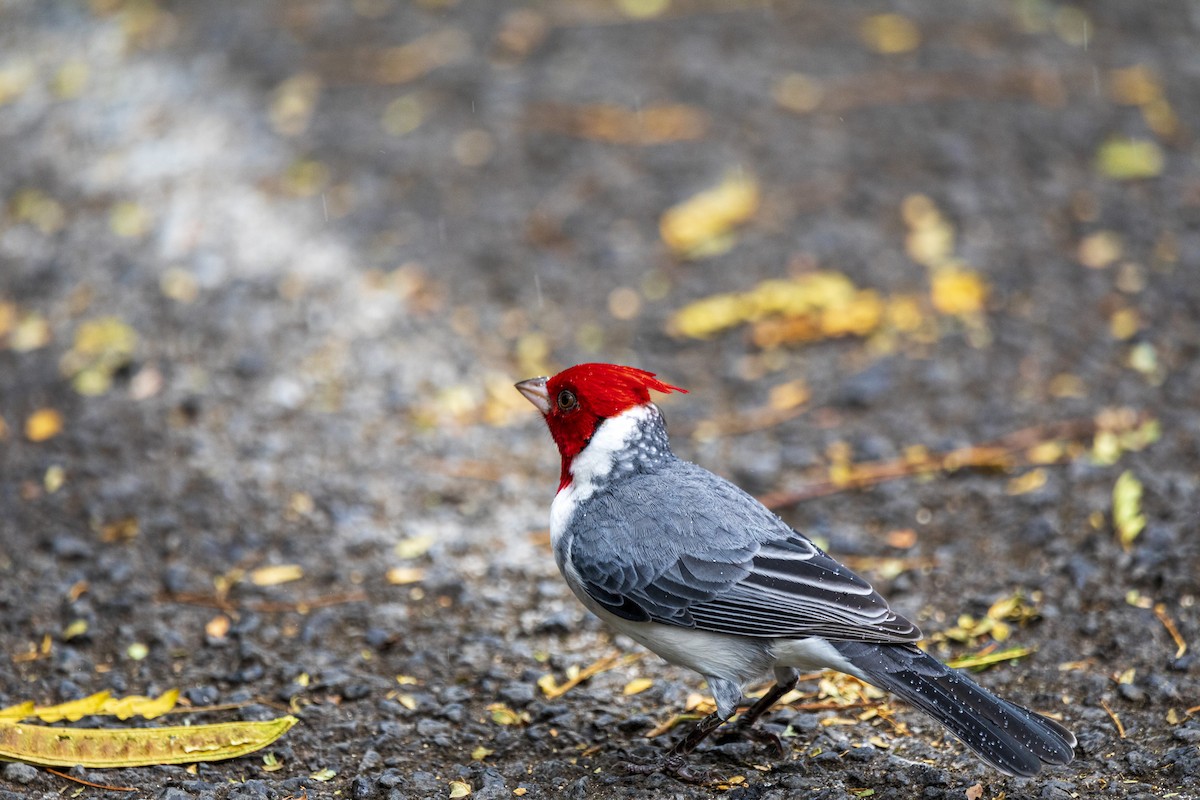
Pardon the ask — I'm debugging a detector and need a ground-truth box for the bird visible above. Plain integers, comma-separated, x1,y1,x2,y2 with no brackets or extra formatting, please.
516,362,1075,782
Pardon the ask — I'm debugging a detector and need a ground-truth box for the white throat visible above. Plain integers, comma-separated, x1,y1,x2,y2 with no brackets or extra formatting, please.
549,403,655,549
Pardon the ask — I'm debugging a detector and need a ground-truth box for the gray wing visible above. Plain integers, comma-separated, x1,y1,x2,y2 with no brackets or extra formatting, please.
570,462,920,644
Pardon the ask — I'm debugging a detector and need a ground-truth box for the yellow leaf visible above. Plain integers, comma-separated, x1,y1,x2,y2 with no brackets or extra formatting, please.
60,317,138,396
859,13,920,54
44,465,65,493
471,745,494,761
449,779,473,798
1096,138,1164,180
945,646,1034,672
1006,468,1047,495
386,567,425,585
311,768,338,781
930,269,988,316
1109,307,1140,340
249,564,304,587
110,201,151,238
1113,470,1145,550
622,678,654,696
616,0,669,20
1027,441,1065,465
99,689,179,721
27,691,111,723
1077,230,1122,268
486,703,527,726
659,173,760,257
1109,65,1162,106
24,409,63,442
394,533,436,560
768,380,810,412
773,72,823,114
0,716,297,767
0,703,35,722
10,311,51,351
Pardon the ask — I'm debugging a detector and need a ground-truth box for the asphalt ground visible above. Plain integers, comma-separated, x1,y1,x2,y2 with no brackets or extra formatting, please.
1,1,1198,798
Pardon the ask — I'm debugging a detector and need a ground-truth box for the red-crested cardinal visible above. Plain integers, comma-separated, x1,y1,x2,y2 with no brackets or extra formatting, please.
517,363,1075,782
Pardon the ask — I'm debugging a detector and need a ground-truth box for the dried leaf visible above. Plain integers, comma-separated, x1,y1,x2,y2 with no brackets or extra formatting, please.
1006,468,1047,495
100,690,179,721
471,745,494,761
859,13,920,54
60,317,138,396
660,173,760,257
1077,230,1122,268
486,703,528,726
311,768,337,781
24,409,63,442
0,716,297,767
109,202,151,238
249,564,304,587
1096,137,1164,180
448,779,473,798
10,311,52,351
529,102,708,144
394,534,436,560
100,517,140,543
622,678,654,696
16,691,110,723
1109,65,1162,106
386,567,425,585
206,615,230,640
945,646,1034,672
1113,470,1146,550
930,268,988,316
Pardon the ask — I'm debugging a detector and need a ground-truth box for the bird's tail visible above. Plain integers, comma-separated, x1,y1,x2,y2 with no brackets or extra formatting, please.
833,641,1076,777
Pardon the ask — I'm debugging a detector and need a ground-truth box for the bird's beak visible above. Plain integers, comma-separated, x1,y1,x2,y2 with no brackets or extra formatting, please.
515,376,551,414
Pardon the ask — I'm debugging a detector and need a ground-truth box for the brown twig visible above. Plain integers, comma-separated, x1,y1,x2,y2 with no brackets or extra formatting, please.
44,767,137,792
759,415,1144,509
160,591,367,614
1100,698,1127,739
1153,603,1188,659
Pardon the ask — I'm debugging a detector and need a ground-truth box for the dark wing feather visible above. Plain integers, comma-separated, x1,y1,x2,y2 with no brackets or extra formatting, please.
569,462,920,644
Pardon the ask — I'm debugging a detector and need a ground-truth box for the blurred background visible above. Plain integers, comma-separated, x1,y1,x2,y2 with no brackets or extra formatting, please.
1,1,1197,797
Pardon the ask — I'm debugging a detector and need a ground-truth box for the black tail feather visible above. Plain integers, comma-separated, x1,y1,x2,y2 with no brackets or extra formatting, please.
834,642,1076,777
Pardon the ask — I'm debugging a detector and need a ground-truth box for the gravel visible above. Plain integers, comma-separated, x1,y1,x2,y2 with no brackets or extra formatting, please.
1,1,1197,798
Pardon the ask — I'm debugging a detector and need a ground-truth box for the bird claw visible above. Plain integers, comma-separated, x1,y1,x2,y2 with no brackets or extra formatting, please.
716,724,787,756
621,753,710,784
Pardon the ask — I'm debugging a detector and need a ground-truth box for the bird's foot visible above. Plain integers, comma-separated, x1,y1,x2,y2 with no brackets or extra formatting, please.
621,753,710,784
715,723,787,756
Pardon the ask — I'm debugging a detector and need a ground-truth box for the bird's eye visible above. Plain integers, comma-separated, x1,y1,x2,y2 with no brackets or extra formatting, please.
557,390,577,411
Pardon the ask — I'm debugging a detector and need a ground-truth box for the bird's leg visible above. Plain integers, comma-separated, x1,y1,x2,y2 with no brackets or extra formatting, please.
623,710,726,783
717,667,799,754
622,677,742,783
